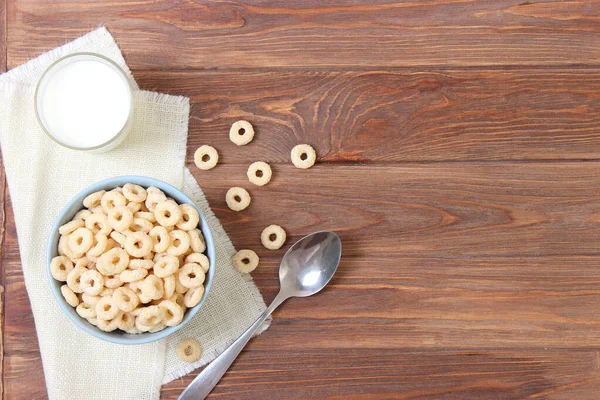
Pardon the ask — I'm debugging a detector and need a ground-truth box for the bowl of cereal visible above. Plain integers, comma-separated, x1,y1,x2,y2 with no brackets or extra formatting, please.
47,176,215,344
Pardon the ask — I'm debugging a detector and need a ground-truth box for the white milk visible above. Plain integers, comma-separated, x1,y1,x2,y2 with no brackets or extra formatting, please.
37,56,132,149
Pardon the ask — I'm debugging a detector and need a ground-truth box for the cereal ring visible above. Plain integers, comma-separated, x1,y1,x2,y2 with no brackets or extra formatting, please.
175,277,189,294
247,161,272,186
153,255,180,278
68,227,94,254
61,284,80,307
185,253,210,273
113,287,140,312
66,266,87,293
97,248,129,276
134,211,156,223
145,191,167,212
107,206,134,232
73,209,92,221
111,187,123,194
123,183,147,202
186,285,206,309
76,302,96,319
176,204,200,231
106,238,118,250
169,293,186,310
178,263,205,288
291,144,317,169
194,145,219,170
229,120,254,146
141,275,165,300
59,219,84,236
149,226,170,253
86,233,109,257
147,186,164,196
85,214,112,235
233,249,259,273
136,306,164,331
149,323,167,333
159,300,184,327
154,201,183,227
120,268,149,283
101,190,127,214
225,187,251,211
100,287,114,297
129,218,154,233
127,201,142,212
116,311,136,331
82,294,101,307
109,231,126,246
167,230,191,256
188,229,206,253
176,338,202,363
143,252,155,260
124,232,153,258
95,296,120,320
83,190,105,209
97,316,120,332
261,225,286,250
87,317,98,326
59,235,85,260
105,276,124,289
50,256,74,282
163,275,176,299
80,269,105,296
129,259,154,270
90,206,104,214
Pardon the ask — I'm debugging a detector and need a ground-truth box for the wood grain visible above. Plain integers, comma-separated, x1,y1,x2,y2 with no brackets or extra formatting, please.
7,1,600,70
133,69,600,163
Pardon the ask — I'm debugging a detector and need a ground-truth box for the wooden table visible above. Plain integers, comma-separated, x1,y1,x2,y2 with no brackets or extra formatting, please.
2,1,600,398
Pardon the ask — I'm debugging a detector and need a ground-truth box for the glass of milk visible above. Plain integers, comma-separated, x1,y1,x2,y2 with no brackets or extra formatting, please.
35,53,134,152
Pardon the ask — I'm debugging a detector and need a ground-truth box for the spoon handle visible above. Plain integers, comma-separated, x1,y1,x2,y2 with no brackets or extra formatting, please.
178,291,289,400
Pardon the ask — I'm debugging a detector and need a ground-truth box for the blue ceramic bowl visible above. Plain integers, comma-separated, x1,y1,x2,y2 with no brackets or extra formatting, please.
47,176,216,344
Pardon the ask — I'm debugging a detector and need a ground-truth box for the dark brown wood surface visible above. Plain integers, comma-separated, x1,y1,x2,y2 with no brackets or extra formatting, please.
3,1,600,399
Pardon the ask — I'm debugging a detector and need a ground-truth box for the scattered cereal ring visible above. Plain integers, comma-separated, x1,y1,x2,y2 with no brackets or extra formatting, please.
66,266,87,293
101,190,127,214
76,302,96,319
261,225,286,250
68,227,94,254
176,204,200,232
189,229,206,253
154,201,183,227
120,268,149,283
73,209,92,221
50,256,74,281
83,190,106,209
233,249,259,273
141,275,165,300
85,214,112,235
135,211,156,223
229,120,254,146
80,269,105,296
185,253,210,273
97,248,129,275
61,284,80,307
247,161,272,186
127,202,142,212
110,231,126,246
107,206,134,232
145,190,167,212
104,276,124,289
124,232,153,258
194,145,219,171
95,296,120,320
184,285,205,308
87,233,109,257
177,338,202,363
159,300,184,327
136,305,164,330
225,187,251,211
163,275,176,299
113,287,140,312
116,311,136,331
123,183,147,203
154,255,179,278
178,263,205,288
149,226,170,253
129,259,154,270
82,294,101,307
59,219,84,236
291,144,316,169
167,230,191,256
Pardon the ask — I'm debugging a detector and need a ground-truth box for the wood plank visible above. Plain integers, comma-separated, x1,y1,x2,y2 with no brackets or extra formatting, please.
134,69,600,163
4,353,46,400
1,0,5,72
160,348,600,399
7,1,600,70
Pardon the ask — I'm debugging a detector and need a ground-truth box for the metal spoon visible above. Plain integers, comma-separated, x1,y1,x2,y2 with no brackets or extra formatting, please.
179,231,342,399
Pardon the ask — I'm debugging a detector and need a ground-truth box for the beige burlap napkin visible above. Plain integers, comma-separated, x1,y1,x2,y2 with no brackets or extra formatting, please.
0,28,269,399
